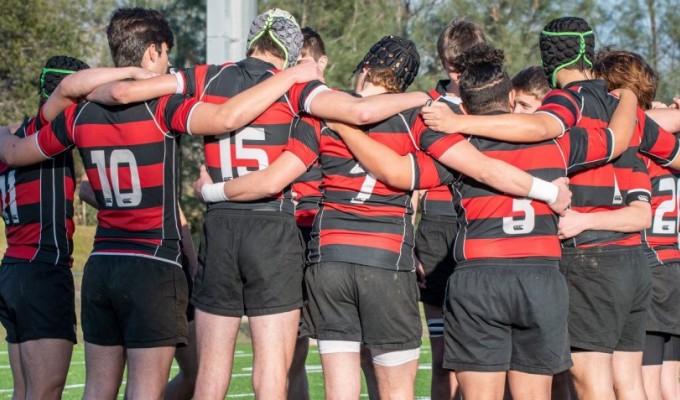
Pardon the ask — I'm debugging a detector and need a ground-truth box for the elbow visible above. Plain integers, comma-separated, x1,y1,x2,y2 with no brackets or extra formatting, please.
219,114,241,133
346,103,374,125
264,180,288,198
640,210,652,230
106,84,134,104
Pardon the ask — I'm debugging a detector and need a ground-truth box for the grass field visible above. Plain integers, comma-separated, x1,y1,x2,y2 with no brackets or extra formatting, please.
0,225,437,398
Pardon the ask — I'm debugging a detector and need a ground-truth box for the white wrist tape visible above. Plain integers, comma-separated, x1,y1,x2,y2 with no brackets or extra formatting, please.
528,177,558,205
173,71,184,94
201,182,228,203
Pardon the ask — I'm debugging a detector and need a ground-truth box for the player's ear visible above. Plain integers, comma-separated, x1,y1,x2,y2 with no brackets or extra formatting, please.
318,55,328,72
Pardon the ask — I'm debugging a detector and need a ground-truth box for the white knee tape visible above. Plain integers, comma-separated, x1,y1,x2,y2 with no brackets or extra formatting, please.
371,347,421,367
317,340,361,354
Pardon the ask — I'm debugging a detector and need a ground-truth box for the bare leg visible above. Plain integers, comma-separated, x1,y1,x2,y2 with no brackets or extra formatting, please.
643,365,662,400
125,346,176,400
83,342,126,400
360,345,380,400
570,351,616,400
456,371,506,400
373,359,419,400
287,336,310,400
192,309,241,400
613,351,648,400
424,303,456,400
660,361,680,400
320,352,362,400
250,309,300,400
165,321,198,400
507,370,552,400
8,342,25,400
19,339,73,400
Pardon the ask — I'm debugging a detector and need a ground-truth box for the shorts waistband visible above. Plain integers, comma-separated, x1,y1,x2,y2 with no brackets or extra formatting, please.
206,208,295,220
455,258,559,271
561,244,643,256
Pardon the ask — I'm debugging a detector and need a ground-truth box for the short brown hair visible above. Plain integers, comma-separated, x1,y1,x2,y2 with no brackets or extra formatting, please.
364,67,402,93
437,17,486,70
300,27,326,61
593,50,658,110
247,34,287,63
511,66,550,100
106,8,174,68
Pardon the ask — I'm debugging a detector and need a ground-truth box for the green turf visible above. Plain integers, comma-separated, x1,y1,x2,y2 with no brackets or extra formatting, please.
0,338,435,399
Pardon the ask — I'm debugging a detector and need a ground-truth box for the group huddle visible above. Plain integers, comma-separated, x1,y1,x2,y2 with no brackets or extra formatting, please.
0,5,679,400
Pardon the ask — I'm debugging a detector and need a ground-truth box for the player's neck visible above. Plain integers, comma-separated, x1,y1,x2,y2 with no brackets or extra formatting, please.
445,77,461,97
556,69,593,88
250,51,285,70
357,82,388,97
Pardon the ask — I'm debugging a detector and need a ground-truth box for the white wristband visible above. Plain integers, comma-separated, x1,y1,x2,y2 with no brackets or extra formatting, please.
528,177,558,205
173,71,184,94
201,182,228,203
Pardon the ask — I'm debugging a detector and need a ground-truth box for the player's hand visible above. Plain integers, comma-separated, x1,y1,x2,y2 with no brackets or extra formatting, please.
672,98,680,109
415,255,426,289
549,177,571,216
652,101,669,109
289,59,321,83
610,88,636,102
130,67,159,81
193,165,214,203
325,120,360,138
558,208,587,239
422,101,458,133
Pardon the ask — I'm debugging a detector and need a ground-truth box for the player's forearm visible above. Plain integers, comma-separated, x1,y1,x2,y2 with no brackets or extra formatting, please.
582,202,652,232
0,131,46,166
191,69,304,135
331,122,413,189
476,158,535,198
312,91,429,125
646,108,680,133
608,90,639,157
453,113,563,142
86,74,177,105
78,179,98,208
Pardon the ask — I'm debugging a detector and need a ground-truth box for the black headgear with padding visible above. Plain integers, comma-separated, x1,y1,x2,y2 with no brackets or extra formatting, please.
352,35,420,92
40,55,90,98
539,17,594,88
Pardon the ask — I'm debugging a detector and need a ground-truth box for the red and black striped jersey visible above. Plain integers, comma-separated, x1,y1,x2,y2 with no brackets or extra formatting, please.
285,109,453,271
537,80,658,247
292,160,322,228
1,117,75,266
420,80,461,219
35,94,199,266
641,156,680,266
537,79,680,164
420,110,622,260
178,57,327,214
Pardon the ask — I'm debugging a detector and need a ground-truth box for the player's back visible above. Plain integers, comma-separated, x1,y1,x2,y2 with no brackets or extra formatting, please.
0,117,75,266
454,131,564,262
40,99,183,265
